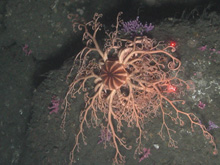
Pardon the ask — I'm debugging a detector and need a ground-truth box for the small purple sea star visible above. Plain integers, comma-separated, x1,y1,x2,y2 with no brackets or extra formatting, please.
48,95,60,114
198,101,206,109
139,148,151,163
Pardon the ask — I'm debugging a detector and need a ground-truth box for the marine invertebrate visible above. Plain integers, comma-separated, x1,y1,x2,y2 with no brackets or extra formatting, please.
100,60,128,90
61,12,217,164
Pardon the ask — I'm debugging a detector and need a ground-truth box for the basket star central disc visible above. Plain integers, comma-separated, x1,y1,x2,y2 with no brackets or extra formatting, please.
100,60,128,90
